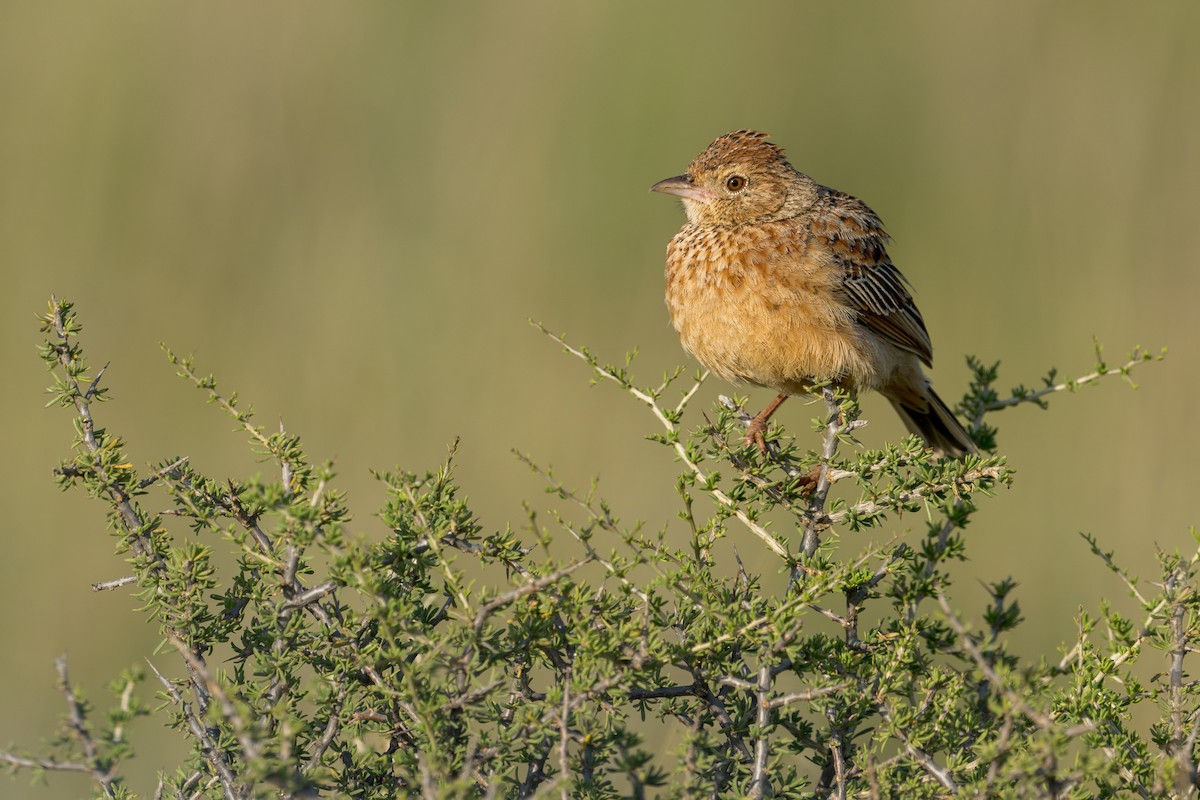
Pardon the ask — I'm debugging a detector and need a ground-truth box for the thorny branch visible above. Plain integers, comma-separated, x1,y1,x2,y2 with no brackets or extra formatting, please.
146,659,244,800
42,298,234,786
802,387,853,560
537,324,791,560
0,662,125,796
981,348,1161,413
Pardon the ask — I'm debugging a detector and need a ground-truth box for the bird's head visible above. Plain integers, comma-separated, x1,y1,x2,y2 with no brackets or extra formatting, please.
651,130,814,226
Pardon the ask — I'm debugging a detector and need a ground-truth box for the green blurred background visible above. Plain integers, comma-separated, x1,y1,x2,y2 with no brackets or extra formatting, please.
2,2,1196,796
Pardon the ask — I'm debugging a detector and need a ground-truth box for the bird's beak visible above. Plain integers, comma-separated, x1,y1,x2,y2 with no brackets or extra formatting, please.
650,174,714,203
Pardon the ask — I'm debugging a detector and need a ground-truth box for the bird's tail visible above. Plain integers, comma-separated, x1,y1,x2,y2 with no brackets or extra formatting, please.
888,389,978,458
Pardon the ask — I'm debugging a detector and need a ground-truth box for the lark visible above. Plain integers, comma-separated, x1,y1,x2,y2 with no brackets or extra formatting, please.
652,130,976,457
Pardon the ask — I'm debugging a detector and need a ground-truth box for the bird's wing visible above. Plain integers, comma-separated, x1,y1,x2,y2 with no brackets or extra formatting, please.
813,189,934,366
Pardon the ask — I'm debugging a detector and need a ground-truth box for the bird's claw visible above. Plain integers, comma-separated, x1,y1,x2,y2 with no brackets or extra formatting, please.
744,420,770,455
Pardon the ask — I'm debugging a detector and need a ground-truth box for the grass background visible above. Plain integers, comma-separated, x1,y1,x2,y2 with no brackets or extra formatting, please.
1,2,1196,796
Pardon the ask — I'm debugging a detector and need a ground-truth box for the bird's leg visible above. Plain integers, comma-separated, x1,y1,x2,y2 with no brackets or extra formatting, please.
744,393,789,453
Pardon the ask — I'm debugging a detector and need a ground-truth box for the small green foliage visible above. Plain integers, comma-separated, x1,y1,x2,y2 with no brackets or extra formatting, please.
9,298,1189,798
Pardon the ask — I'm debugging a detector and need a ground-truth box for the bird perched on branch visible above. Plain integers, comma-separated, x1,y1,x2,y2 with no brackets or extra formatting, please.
651,130,976,457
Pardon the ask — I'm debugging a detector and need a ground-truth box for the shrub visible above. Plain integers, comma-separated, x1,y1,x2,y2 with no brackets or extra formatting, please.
4,296,1187,799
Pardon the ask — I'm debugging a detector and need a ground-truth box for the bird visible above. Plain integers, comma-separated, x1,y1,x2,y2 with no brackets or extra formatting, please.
651,130,976,458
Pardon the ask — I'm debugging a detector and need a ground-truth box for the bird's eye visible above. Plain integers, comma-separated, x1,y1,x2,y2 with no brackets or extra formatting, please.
725,175,746,192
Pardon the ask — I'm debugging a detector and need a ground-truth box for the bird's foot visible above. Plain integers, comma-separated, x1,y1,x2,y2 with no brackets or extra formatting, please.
741,393,789,456
743,418,770,454
797,466,821,495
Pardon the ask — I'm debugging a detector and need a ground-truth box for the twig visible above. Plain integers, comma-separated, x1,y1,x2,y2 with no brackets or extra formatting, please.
136,456,190,490
983,715,1014,795
748,665,773,799
904,744,957,792
1057,535,1200,682
627,684,698,701
92,575,136,592
301,691,344,777
281,581,337,611
0,752,91,775
675,370,709,415
825,449,922,484
445,679,507,711
55,655,117,797
537,326,790,560
112,673,136,745
401,482,473,617
983,350,1160,413
558,675,571,800
825,466,1006,528
802,387,845,559
472,560,592,634
1169,578,1189,780
145,658,243,800
766,683,851,710
166,635,266,767
937,594,1055,730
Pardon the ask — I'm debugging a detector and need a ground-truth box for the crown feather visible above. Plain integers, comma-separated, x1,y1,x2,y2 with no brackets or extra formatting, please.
689,130,789,175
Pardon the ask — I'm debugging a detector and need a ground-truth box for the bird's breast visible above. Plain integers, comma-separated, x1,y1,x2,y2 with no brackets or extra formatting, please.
664,221,874,391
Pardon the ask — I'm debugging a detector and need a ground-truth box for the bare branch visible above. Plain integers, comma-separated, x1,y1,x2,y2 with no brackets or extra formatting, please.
748,665,773,799
136,456,190,491
802,387,847,559
92,575,136,592
0,752,92,775
766,683,851,710
281,580,337,611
